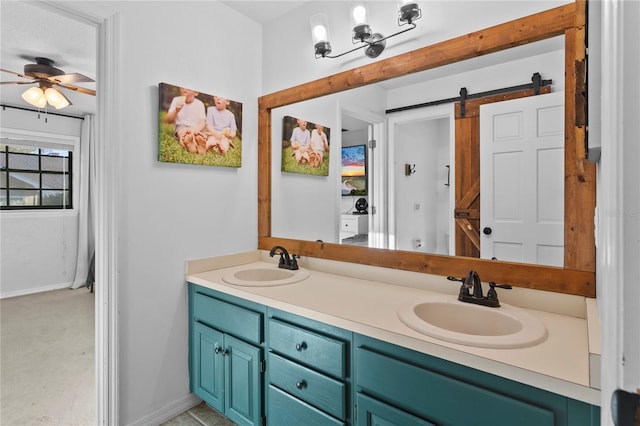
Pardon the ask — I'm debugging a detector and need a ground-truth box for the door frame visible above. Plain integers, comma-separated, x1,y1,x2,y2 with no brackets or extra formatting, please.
39,2,121,425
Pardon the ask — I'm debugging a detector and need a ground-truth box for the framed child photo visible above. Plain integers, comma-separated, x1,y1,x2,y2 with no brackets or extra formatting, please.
158,82,243,167
281,115,330,176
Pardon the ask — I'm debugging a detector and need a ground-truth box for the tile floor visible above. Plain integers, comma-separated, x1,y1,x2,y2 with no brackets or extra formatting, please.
162,402,235,426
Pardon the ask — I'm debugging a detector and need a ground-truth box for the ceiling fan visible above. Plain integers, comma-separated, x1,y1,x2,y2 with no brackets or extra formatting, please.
0,57,96,109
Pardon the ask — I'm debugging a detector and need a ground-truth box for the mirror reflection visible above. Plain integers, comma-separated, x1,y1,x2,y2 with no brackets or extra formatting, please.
271,36,565,267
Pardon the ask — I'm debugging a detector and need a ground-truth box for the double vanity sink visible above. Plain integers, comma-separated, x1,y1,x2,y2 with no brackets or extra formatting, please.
220,262,548,350
186,251,600,407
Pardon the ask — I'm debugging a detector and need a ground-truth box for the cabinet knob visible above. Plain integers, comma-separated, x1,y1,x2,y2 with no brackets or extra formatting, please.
295,380,307,390
295,342,307,351
214,347,228,356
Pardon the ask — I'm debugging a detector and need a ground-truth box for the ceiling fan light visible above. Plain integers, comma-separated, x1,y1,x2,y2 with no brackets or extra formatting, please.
44,87,71,109
21,86,47,108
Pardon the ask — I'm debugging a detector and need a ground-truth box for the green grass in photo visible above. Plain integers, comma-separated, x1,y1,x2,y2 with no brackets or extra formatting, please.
281,146,329,176
158,113,242,168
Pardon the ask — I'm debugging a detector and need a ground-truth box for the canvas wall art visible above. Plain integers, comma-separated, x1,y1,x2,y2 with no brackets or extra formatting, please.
158,82,243,167
281,115,330,176
341,144,367,196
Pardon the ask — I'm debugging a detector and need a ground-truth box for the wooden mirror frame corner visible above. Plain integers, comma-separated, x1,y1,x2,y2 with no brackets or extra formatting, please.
258,1,596,297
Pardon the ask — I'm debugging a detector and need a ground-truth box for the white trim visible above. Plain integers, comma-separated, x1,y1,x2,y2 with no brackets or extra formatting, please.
96,11,120,426
0,282,73,300
0,209,78,219
1,128,80,149
598,0,624,423
127,393,202,426
36,1,121,425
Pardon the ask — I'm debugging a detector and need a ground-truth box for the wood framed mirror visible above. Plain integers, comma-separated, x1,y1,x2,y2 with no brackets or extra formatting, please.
258,1,596,297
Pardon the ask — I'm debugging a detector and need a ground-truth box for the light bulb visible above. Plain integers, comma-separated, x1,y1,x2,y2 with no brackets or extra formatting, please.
21,87,47,108
352,5,367,25
310,14,330,43
45,87,71,109
313,24,328,42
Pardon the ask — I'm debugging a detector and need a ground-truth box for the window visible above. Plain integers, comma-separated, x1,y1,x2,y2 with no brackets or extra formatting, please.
0,143,73,210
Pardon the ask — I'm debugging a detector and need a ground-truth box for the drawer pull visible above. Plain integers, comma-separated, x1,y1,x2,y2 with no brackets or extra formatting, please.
295,342,307,351
214,346,228,356
295,380,307,390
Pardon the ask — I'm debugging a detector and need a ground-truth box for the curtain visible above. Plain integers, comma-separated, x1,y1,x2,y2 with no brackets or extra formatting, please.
71,114,96,289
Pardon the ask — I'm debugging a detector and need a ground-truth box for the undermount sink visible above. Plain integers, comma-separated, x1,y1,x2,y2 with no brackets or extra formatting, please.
397,297,548,349
222,265,309,287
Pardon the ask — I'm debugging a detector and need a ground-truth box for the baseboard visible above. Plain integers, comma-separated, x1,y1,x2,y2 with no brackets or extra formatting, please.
126,393,202,426
0,282,72,299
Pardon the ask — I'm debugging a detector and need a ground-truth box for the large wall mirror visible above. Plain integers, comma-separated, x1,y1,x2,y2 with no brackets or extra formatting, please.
258,2,596,297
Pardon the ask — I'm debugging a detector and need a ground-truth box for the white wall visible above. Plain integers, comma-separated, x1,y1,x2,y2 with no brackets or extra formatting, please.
395,118,450,254
116,3,260,423
0,108,83,297
63,1,262,424
620,0,640,396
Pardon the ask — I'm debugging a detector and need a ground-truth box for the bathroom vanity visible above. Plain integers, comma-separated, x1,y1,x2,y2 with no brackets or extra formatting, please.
187,251,600,426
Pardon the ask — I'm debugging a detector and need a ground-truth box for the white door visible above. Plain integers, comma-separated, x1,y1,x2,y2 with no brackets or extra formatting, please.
480,91,564,266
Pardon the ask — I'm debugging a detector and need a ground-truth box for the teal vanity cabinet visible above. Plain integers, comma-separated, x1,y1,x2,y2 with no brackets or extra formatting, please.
354,334,600,426
188,282,599,426
189,284,266,426
266,308,353,426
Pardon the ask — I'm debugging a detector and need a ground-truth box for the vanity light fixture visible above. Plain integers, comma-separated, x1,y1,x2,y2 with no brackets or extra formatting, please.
21,82,71,110
311,1,422,59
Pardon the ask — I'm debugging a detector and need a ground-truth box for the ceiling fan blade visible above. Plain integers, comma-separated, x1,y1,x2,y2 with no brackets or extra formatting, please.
56,83,96,96
50,73,95,84
0,68,35,80
0,81,36,85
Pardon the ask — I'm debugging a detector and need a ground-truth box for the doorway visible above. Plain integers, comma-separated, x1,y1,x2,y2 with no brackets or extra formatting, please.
0,1,104,424
388,104,455,255
340,108,386,248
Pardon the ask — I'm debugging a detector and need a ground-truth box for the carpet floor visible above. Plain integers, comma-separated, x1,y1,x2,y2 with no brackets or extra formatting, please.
1,288,95,425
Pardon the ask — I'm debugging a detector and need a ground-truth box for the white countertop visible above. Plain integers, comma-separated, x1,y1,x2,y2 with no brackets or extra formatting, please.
186,251,601,406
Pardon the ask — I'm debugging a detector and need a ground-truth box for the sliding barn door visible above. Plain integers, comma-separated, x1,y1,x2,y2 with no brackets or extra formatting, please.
453,86,551,258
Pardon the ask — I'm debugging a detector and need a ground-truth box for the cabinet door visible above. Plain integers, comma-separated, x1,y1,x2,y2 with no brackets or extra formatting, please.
356,393,435,426
225,334,263,426
192,322,224,412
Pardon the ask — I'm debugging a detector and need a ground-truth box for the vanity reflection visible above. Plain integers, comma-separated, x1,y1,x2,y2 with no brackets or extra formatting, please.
259,2,596,296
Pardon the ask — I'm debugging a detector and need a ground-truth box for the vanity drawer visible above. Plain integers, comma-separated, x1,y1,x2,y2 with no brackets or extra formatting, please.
268,385,344,426
356,348,555,426
269,352,346,420
268,318,346,379
193,291,262,344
